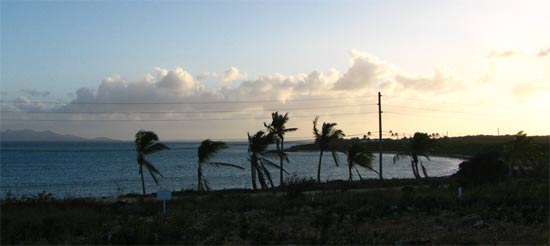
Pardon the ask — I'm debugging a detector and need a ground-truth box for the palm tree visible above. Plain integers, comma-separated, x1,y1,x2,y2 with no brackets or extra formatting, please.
247,131,286,190
504,131,541,177
264,112,297,186
313,116,345,183
134,130,170,195
197,139,244,191
392,132,432,179
346,142,378,181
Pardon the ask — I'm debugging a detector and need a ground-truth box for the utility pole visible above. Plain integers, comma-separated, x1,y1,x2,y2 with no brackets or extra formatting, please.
378,92,383,180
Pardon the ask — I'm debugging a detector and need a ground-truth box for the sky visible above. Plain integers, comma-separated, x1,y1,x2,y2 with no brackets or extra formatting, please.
1,0,549,140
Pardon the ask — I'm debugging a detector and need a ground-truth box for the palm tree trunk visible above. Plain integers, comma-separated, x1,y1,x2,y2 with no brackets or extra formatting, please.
279,139,284,186
348,163,353,181
412,155,421,179
251,155,258,190
317,150,324,183
139,161,146,195
411,160,420,179
197,162,202,191
420,163,429,178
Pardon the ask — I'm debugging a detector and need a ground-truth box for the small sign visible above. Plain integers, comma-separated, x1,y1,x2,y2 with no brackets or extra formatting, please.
157,190,172,200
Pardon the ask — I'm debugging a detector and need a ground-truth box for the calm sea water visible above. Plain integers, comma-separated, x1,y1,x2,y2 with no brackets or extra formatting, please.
0,141,463,198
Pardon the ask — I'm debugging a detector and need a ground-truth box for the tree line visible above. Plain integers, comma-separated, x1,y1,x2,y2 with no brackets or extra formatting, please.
133,112,542,195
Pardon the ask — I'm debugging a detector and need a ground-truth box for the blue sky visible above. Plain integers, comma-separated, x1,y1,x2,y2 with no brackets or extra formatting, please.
1,0,549,139
3,0,542,95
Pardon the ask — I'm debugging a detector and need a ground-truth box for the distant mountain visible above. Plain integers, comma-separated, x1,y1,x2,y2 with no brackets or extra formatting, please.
0,129,118,142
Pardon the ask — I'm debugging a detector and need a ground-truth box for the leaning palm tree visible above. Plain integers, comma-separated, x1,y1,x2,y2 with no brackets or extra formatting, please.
392,132,432,179
346,142,378,181
134,130,170,195
247,130,286,190
313,116,345,183
197,139,244,191
264,112,297,186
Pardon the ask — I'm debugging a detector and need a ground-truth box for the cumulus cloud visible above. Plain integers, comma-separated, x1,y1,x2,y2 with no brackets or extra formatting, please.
333,50,393,90
11,96,46,111
155,67,198,94
3,50,466,126
18,50,463,116
488,49,523,58
537,48,550,57
221,66,241,85
20,89,50,97
333,50,461,92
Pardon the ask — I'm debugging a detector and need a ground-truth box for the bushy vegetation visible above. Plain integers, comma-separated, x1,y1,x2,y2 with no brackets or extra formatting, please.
2,176,548,245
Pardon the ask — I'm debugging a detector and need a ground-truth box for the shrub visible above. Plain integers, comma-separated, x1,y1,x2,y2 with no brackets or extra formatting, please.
453,152,507,186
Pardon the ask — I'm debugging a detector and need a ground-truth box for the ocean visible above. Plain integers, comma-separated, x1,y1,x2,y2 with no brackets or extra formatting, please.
0,141,463,198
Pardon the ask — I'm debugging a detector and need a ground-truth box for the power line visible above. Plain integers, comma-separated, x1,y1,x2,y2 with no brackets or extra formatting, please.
0,132,373,153
0,112,377,122
0,95,376,105
383,111,511,121
384,105,488,115
0,103,377,114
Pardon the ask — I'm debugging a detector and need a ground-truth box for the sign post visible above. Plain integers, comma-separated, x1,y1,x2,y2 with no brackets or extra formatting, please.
157,190,172,214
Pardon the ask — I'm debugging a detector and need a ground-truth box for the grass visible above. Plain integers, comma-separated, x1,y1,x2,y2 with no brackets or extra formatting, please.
2,176,548,245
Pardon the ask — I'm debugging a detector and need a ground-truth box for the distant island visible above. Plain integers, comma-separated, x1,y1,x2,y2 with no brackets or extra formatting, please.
0,129,118,142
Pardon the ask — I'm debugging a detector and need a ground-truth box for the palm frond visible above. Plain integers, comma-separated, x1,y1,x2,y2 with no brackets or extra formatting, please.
143,142,170,155
420,161,429,178
259,164,274,187
260,158,288,173
198,139,228,164
135,130,160,150
256,166,268,189
364,165,380,175
203,178,211,191
354,166,364,180
393,152,411,164
263,150,289,162
206,162,244,170
331,150,340,167
285,127,298,133
313,116,321,139
418,153,431,161
142,158,164,178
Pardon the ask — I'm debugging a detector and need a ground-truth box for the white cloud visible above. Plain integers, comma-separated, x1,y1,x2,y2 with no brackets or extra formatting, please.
221,66,241,85
20,89,50,97
333,50,393,90
1,50,498,139
155,67,198,94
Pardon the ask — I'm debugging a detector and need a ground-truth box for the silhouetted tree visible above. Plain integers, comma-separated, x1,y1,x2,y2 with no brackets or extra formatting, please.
504,131,542,177
247,131,286,190
393,132,432,179
453,151,507,186
313,116,345,183
134,130,170,196
346,142,377,181
264,112,297,186
197,139,243,191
